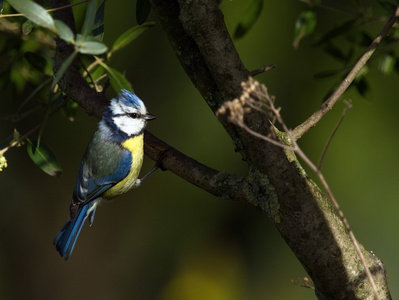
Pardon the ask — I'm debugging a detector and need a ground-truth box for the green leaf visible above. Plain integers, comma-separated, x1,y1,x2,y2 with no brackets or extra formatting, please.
314,19,356,47
354,77,370,98
95,57,133,92
13,129,21,144
354,31,373,47
377,0,398,13
22,19,35,35
8,0,55,31
293,10,317,48
234,0,263,39
108,67,133,92
76,39,107,55
109,23,154,59
313,69,342,79
353,66,370,98
379,54,395,76
54,20,75,44
81,0,97,37
136,0,152,25
322,42,348,62
27,140,62,177
87,64,106,84
52,50,78,89
93,0,105,40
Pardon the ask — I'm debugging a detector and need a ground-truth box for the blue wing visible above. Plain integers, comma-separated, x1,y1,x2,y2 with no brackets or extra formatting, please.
54,134,133,260
73,134,133,207
73,148,132,206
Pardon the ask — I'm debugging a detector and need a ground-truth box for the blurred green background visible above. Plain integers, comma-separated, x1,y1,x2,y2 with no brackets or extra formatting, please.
1,0,399,299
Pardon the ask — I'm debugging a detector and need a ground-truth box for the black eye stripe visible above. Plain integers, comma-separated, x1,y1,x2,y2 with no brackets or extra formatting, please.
113,113,143,118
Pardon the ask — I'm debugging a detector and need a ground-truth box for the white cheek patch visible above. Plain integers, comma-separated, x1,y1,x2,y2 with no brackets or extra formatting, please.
113,115,144,136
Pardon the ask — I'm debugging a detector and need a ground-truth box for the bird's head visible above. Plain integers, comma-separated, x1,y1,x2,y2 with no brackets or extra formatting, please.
103,89,155,138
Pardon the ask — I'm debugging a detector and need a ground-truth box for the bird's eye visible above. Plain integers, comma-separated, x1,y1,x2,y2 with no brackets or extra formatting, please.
129,113,138,118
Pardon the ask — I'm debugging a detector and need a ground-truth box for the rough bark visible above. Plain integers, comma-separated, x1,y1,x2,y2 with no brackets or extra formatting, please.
150,1,391,299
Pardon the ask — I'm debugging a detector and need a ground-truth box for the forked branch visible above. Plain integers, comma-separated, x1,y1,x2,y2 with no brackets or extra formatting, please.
217,78,381,299
291,4,399,141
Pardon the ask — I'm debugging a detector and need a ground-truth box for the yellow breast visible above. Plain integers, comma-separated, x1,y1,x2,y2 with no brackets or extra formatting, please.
103,134,144,198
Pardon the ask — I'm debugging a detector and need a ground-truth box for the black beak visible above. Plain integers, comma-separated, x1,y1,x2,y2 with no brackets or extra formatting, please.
145,113,156,121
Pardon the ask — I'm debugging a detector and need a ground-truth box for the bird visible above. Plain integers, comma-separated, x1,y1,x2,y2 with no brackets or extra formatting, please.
53,89,156,260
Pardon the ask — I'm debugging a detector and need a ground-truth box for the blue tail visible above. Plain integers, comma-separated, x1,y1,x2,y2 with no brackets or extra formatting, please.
53,202,97,260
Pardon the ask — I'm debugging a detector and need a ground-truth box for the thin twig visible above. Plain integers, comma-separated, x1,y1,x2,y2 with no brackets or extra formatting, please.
0,0,88,18
81,57,107,91
0,125,39,156
16,78,52,113
1,105,42,122
218,77,380,299
249,64,276,77
79,57,101,91
297,0,359,16
317,100,352,171
263,88,380,300
93,73,108,84
292,4,399,141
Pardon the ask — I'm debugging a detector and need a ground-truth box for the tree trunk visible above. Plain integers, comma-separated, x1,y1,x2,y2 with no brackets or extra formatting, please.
150,1,392,299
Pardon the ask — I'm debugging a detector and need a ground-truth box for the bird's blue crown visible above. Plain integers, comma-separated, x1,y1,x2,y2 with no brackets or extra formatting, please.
116,89,146,112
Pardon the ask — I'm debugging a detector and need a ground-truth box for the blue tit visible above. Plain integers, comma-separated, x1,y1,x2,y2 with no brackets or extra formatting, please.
53,89,155,260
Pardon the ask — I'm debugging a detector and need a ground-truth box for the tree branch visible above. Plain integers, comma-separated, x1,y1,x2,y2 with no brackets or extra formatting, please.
50,0,250,206
151,1,391,299
291,4,399,140
144,131,250,203
50,0,107,118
